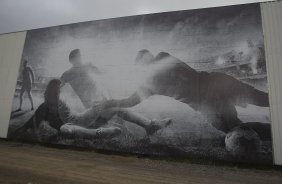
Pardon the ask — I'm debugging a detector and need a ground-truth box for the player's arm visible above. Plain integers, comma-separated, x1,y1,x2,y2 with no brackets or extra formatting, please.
60,71,71,87
110,92,142,108
99,86,154,109
91,92,142,113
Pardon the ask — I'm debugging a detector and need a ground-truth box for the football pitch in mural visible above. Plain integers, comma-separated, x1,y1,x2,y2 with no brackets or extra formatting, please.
8,3,273,164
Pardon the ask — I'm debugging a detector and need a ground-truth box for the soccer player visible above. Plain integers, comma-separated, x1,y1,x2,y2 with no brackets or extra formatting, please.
17,60,34,111
99,49,270,134
60,49,102,109
15,79,171,140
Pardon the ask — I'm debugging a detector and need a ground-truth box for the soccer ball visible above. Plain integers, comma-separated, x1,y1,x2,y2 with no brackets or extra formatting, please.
225,126,261,156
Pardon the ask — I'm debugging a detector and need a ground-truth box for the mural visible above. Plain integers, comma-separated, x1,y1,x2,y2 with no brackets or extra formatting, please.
8,3,273,164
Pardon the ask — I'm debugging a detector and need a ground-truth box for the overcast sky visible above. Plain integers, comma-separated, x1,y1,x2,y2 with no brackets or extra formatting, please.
0,0,275,34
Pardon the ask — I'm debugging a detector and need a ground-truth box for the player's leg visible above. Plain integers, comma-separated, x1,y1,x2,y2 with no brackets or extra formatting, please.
238,122,272,141
218,105,242,133
203,103,241,133
60,123,121,139
26,86,34,110
246,87,269,107
226,79,271,139
101,88,153,110
226,76,269,107
101,108,172,135
17,87,25,111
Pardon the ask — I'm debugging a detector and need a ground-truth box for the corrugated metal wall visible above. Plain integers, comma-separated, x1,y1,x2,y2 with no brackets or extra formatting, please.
261,0,282,165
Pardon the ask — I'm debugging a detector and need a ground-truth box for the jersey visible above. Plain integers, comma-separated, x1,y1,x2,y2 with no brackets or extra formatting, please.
60,63,107,109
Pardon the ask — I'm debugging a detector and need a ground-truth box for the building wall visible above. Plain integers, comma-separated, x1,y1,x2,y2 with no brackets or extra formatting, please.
0,32,26,137
0,1,281,165
261,0,282,165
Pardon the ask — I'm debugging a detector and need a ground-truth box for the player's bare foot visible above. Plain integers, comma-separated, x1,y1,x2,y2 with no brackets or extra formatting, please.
95,127,122,139
146,118,172,135
60,125,121,139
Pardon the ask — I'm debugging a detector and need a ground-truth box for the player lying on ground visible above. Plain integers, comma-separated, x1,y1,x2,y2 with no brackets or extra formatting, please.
96,49,271,140
15,79,171,140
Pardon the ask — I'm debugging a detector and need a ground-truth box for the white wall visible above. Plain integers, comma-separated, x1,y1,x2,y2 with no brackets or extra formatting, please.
0,32,26,138
261,0,282,165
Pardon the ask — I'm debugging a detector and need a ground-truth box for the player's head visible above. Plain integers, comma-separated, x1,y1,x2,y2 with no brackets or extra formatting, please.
69,49,82,66
23,60,28,67
135,49,154,65
44,79,62,104
154,52,170,61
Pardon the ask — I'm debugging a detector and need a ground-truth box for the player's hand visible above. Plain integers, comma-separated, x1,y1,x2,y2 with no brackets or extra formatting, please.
92,100,114,112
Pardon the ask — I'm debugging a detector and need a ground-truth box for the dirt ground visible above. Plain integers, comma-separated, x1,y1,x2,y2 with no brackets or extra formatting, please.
0,140,281,184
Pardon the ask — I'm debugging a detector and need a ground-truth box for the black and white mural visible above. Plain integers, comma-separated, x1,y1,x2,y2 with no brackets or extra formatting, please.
8,3,273,164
